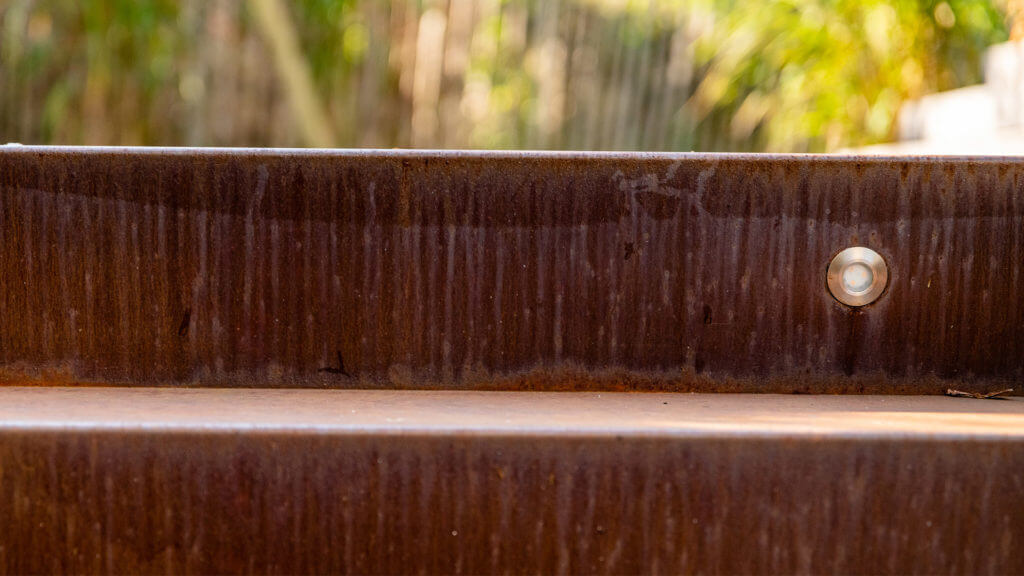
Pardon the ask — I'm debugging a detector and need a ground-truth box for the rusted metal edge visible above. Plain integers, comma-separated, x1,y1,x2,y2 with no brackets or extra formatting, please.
1,146,1022,393
0,388,1020,574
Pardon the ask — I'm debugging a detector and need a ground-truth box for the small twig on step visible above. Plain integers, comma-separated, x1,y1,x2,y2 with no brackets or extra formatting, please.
945,388,1014,399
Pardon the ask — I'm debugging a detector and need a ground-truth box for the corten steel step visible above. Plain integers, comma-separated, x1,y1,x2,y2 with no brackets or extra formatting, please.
0,147,1022,574
0,388,1021,574
0,147,1021,393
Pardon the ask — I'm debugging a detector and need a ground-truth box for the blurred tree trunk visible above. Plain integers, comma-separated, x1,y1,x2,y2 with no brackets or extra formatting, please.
248,0,336,147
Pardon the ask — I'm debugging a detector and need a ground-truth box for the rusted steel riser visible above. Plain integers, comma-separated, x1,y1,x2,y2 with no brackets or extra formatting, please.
0,431,1019,575
1,148,1022,392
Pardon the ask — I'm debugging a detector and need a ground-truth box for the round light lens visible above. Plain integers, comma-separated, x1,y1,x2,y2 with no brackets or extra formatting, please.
841,262,873,294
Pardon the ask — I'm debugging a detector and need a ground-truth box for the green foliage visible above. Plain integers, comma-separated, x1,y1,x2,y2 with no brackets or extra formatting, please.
688,0,1008,150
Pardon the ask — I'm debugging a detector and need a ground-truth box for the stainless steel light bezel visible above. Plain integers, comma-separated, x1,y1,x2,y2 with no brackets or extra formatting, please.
827,247,888,307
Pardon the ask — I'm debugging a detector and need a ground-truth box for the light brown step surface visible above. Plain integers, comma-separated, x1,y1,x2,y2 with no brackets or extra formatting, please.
0,387,1020,438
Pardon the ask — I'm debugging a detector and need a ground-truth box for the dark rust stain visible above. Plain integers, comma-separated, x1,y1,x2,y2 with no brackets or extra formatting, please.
318,349,350,377
177,308,191,338
0,148,1021,393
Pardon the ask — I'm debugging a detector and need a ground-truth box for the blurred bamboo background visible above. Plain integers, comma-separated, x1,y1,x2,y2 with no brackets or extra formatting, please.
0,0,1011,151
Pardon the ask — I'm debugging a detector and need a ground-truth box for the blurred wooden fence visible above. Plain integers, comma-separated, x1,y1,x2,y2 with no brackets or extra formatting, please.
0,0,704,150
0,0,1006,151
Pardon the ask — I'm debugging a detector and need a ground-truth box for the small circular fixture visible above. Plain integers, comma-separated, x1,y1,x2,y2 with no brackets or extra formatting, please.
827,247,887,307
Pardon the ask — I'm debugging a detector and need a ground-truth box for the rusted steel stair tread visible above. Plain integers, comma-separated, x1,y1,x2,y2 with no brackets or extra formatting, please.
0,388,1021,574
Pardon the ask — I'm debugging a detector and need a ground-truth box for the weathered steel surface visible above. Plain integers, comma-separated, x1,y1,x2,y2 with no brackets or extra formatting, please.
0,147,1022,392
0,388,1021,575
